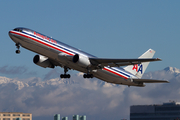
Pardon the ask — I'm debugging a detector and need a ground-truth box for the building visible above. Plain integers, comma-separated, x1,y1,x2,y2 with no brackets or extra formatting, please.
54,114,60,120
73,115,79,120
73,115,86,120
54,114,68,120
54,114,86,120
130,101,180,120
79,116,86,120
0,112,32,120
62,117,68,120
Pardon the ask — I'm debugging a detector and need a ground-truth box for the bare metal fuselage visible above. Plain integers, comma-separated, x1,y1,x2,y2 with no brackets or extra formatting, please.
9,28,144,87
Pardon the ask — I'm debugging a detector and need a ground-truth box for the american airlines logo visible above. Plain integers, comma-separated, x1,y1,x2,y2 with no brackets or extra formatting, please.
34,31,57,44
132,64,143,74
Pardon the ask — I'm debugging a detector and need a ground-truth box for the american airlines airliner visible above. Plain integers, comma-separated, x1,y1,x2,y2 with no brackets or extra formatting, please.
9,27,168,87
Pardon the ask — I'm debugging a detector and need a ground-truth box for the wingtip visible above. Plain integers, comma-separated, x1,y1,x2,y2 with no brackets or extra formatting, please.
166,80,170,83
159,79,169,83
156,58,162,61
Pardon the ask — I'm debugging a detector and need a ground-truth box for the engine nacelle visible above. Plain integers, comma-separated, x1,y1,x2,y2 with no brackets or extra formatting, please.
33,55,54,68
72,54,91,67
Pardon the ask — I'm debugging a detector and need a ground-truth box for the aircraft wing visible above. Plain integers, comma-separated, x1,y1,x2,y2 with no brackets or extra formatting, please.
89,58,161,68
133,79,169,83
57,53,161,68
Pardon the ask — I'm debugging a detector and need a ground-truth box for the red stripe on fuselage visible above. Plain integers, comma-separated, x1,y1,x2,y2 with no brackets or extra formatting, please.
103,67,128,79
10,31,129,79
10,31,74,56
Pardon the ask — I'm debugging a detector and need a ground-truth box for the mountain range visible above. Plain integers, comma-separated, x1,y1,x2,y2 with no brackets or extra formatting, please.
0,66,179,89
0,66,180,120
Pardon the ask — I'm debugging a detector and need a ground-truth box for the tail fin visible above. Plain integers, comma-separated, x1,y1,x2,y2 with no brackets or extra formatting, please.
124,49,156,78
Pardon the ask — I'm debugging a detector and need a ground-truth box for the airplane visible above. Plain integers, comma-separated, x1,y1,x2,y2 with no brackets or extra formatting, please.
9,27,169,87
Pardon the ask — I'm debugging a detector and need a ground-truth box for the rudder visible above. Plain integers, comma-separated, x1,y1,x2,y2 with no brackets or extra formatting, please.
124,49,156,78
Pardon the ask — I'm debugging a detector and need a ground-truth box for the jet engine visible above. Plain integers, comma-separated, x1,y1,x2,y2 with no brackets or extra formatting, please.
72,54,91,67
33,55,54,68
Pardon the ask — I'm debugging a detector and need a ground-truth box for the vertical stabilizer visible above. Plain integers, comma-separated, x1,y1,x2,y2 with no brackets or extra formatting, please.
124,49,156,78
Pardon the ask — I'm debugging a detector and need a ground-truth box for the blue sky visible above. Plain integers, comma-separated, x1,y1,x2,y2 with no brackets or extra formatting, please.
0,0,180,78
1,1,180,120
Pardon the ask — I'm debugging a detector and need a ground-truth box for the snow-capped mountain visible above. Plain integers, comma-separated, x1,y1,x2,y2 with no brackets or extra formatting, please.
0,67,179,90
164,66,180,74
143,66,180,80
0,76,78,90
0,67,180,120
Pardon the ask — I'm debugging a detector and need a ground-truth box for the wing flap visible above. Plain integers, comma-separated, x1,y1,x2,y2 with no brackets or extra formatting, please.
133,79,169,83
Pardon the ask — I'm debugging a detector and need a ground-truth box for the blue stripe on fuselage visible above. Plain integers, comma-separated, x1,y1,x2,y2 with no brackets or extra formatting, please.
13,28,135,79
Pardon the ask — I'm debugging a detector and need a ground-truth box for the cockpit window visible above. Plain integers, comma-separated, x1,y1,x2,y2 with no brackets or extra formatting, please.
13,28,22,32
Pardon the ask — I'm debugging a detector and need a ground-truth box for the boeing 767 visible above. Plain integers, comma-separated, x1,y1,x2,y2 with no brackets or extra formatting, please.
9,27,169,87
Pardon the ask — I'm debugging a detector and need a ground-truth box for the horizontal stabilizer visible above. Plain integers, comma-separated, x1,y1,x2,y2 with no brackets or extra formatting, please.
133,79,169,83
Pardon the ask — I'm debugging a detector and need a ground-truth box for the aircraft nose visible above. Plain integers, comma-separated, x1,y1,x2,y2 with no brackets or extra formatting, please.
8,31,13,37
8,30,16,41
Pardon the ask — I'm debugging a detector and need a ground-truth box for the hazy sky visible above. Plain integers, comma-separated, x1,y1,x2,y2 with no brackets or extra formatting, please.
1,0,180,78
